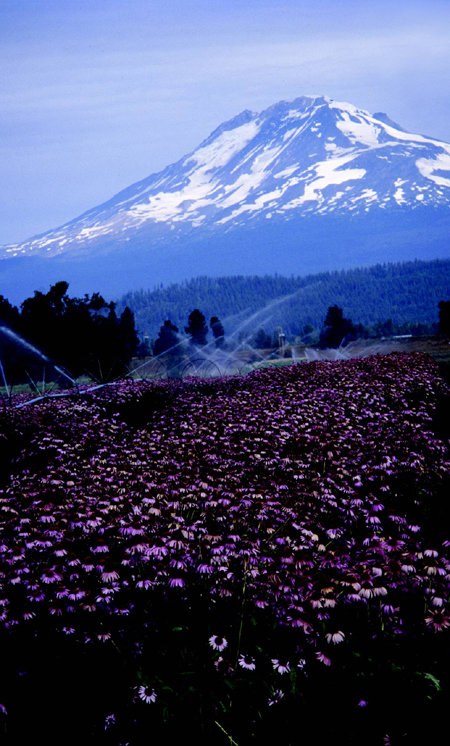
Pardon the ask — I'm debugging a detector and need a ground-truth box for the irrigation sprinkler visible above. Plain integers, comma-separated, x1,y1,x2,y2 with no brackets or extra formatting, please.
180,358,223,379
132,358,168,380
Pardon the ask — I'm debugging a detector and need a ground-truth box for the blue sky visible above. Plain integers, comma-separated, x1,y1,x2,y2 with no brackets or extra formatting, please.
1,0,449,244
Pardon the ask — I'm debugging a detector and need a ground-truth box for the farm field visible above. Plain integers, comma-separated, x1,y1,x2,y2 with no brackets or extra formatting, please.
0,352,449,744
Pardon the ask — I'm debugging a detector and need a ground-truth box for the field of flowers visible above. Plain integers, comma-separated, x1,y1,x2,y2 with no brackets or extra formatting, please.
0,353,448,744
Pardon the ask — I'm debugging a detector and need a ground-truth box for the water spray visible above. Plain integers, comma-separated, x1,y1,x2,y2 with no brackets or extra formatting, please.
0,326,76,388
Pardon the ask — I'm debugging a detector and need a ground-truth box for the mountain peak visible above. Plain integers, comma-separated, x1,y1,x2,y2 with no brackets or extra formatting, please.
205,108,257,141
1,94,449,299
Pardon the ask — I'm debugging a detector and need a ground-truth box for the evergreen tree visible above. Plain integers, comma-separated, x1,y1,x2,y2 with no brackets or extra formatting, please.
210,316,225,347
0,295,20,329
438,301,450,336
0,296,23,386
3,283,139,384
374,318,394,338
185,309,208,346
119,307,140,362
254,328,272,349
154,320,180,356
319,305,356,348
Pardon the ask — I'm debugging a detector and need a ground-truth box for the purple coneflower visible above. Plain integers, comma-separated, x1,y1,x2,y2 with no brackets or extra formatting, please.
68,589,86,601
316,651,331,666
209,635,228,652
326,630,345,645
268,689,285,706
49,607,63,616
197,564,214,574
101,569,120,583
168,577,185,588
136,579,153,590
271,659,290,674
431,596,444,607
425,610,450,632
91,544,109,554
381,604,397,616
41,570,63,584
238,654,256,670
137,685,157,704
97,632,112,642
104,714,116,730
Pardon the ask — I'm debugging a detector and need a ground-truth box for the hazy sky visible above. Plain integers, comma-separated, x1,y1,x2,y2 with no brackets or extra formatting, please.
1,0,449,244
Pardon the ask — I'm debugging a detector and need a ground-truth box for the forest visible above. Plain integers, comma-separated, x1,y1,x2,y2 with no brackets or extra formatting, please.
118,258,450,343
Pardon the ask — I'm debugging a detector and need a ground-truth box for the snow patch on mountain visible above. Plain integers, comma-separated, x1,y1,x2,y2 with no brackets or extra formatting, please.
282,154,366,209
334,111,382,147
184,119,260,171
416,152,450,187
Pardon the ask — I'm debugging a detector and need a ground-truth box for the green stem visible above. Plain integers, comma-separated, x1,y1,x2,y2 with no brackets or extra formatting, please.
235,558,248,667
215,721,239,746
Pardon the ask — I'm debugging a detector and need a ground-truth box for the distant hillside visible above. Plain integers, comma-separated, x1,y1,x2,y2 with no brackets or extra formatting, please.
117,258,450,341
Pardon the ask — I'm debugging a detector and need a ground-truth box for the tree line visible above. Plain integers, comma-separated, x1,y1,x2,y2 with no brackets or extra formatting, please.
150,299,450,361
118,258,450,343
1,279,449,389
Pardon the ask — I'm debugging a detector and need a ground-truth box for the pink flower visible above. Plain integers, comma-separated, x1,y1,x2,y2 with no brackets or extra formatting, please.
271,659,290,674
238,654,256,670
268,689,285,706
316,651,332,666
326,630,345,645
168,577,185,588
209,635,228,652
137,685,157,704
101,570,119,583
425,611,450,632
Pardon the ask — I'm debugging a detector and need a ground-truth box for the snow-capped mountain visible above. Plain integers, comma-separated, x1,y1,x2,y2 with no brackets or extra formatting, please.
1,96,449,300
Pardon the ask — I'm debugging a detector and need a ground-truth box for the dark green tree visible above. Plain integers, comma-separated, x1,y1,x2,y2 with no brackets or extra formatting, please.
119,307,140,362
154,320,180,356
319,305,356,348
185,309,208,346
373,318,394,338
254,328,272,349
4,283,139,384
0,296,21,331
0,296,23,387
438,301,450,336
210,316,225,348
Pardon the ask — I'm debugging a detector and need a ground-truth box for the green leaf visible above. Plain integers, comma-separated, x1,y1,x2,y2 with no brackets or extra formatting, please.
423,672,441,691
